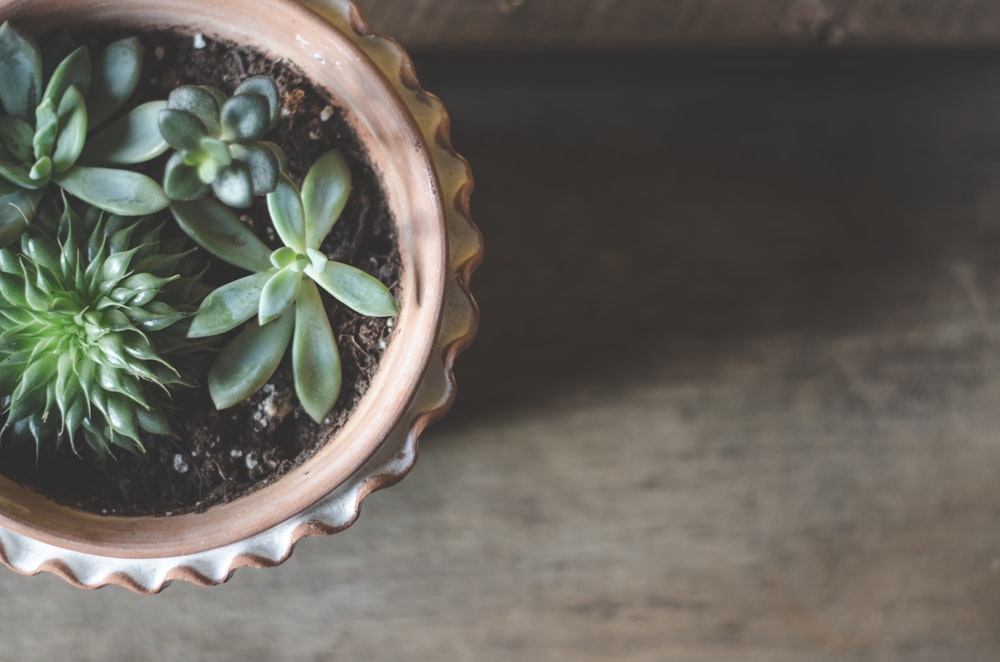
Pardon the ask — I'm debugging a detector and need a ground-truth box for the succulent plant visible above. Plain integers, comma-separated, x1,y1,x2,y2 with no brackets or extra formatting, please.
0,22,170,247
0,198,206,456
172,150,397,423
160,77,285,209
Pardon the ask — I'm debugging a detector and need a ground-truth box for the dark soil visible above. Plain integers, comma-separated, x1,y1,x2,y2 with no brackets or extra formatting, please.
0,31,401,516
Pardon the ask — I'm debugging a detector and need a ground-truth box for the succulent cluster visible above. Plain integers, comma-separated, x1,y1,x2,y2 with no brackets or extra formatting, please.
161,78,284,208
175,150,397,423
0,200,204,455
0,23,169,246
0,23,399,459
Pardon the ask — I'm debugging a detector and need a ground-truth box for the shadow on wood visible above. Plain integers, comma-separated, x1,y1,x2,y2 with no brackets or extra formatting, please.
418,53,1000,431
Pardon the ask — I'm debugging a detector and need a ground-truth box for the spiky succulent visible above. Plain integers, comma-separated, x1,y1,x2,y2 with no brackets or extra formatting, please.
160,77,285,208
0,22,170,246
0,199,205,456
171,150,397,423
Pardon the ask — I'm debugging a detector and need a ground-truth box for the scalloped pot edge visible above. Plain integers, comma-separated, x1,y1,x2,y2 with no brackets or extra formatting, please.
0,0,481,593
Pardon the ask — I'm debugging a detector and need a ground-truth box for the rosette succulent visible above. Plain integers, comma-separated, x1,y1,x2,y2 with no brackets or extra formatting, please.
0,22,170,246
160,77,285,208
0,199,205,456
172,150,397,423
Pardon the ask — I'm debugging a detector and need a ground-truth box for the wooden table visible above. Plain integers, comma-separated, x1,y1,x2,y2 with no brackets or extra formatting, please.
3,24,1000,662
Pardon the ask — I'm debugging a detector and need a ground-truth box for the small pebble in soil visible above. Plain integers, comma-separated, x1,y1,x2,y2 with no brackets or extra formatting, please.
320,105,334,122
173,454,190,474
230,448,244,458
245,453,259,470
193,33,206,49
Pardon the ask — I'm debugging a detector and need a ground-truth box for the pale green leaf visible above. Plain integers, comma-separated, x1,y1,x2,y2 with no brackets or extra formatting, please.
308,260,398,317
33,96,57,158
55,165,169,215
259,266,301,325
293,279,341,422
266,172,305,251
0,115,33,162
208,308,294,409
169,198,271,272
88,36,142,127
188,270,271,338
303,149,351,248
163,152,209,200
0,159,41,189
199,136,231,166
42,44,90,104
83,100,168,165
51,85,87,173
0,22,42,122
0,189,38,247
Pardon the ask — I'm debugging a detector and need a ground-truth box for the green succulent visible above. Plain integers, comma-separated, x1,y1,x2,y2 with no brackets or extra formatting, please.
0,198,205,456
171,150,397,423
0,22,170,247
160,77,285,209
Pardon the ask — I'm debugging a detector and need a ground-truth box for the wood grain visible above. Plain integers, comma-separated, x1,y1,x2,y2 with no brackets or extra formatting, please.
4,51,1000,660
353,0,1000,50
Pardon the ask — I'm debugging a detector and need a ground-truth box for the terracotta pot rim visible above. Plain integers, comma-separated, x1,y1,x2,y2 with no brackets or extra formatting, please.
0,0,480,590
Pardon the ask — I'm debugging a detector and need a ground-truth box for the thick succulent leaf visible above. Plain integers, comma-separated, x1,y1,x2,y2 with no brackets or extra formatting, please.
292,279,341,422
188,270,271,338
0,189,39,247
259,265,301,325
87,36,142,127
234,76,280,128
51,85,87,173
302,149,351,248
0,22,42,122
169,198,271,272
43,45,91,104
208,308,294,409
231,142,279,195
212,161,254,208
83,100,168,165
0,270,24,305
106,393,140,442
137,406,171,436
266,172,305,251
158,108,207,151
8,354,55,424
163,151,209,200
32,96,58,159
167,85,221,135
129,301,189,331
0,160,43,189
220,93,269,143
259,140,286,171
199,136,231,167
54,165,169,215
28,155,51,181
198,85,227,109
308,260,398,317
0,115,34,162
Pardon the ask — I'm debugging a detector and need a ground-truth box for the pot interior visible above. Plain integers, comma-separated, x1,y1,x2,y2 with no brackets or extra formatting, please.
0,0,445,558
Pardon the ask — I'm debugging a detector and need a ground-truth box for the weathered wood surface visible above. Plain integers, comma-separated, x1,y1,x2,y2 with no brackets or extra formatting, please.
353,0,1000,50
4,51,1000,660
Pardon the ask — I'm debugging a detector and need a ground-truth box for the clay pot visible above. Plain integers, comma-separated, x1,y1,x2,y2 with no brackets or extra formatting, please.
0,0,480,592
